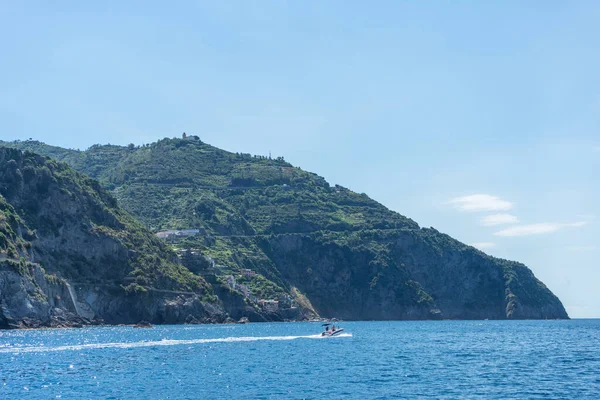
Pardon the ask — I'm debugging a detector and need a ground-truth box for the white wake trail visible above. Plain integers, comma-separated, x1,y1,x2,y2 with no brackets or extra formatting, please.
0,333,352,354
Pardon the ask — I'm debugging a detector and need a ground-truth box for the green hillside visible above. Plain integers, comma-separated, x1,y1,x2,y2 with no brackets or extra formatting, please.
0,147,226,328
0,138,569,320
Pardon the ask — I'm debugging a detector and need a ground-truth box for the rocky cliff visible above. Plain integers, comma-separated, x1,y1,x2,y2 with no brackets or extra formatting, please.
0,147,304,328
0,139,569,321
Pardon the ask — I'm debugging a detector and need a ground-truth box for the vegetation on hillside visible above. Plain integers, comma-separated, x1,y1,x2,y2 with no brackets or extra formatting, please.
1,138,417,234
0,138,568,319
0,146,210,294
0,195,33,260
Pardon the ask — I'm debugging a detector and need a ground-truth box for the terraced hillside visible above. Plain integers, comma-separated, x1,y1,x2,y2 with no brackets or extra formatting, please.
1,138,569,320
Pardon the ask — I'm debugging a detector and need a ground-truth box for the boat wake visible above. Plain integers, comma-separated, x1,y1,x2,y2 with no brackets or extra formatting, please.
0,333,352,354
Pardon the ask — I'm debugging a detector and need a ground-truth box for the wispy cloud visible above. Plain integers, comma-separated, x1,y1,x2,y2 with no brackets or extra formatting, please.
593,146,600,152
471,242,496,250
494,221,589,237
569,221,588,227
448,194,513,212
480,213,519,226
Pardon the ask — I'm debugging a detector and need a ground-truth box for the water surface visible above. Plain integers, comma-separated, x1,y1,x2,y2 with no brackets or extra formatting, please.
1,320,598,399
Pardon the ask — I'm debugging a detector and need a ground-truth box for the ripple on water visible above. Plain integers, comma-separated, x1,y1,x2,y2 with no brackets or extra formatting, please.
0,321,599,399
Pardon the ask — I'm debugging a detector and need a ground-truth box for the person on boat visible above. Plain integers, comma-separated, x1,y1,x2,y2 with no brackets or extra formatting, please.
331,325,336,332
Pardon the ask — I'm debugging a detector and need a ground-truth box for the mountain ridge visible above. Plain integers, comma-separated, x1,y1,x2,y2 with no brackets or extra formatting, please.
0,138,569,321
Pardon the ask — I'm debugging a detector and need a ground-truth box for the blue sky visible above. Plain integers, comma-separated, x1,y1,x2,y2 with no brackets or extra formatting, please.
1,1,599,317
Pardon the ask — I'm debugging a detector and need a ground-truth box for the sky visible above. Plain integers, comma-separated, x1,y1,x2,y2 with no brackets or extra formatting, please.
1,1,599,317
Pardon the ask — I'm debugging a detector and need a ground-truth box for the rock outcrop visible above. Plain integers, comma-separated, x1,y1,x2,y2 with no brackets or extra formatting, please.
0,148,228,328
263,229,568,320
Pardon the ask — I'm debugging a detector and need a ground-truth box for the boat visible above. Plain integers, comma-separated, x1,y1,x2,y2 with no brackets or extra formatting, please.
321,323,344,337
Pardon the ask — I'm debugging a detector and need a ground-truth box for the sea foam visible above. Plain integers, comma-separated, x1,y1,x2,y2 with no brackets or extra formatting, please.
0,333,352,354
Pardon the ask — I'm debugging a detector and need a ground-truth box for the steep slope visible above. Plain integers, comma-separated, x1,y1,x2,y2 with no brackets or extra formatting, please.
0,147,231,328
0,138,569,320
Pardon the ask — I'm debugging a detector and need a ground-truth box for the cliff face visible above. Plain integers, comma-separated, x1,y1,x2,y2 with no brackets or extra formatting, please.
262,229,568,320
0,139,569,321
387,229,567,319
262,233,440,320
0,260,89,328
0,148,233,328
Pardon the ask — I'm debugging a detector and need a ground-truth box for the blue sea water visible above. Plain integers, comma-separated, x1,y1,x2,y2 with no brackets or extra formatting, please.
0,320,599,399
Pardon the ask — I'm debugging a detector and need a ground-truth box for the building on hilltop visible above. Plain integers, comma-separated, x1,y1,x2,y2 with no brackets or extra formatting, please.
277,294,295,309
182,132,200,141
156,229,201,241
177,249,213,274
241,269,257,278
156,230,176,239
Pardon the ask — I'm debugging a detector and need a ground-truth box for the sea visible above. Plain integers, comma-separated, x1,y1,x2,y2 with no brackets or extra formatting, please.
0,320,598,399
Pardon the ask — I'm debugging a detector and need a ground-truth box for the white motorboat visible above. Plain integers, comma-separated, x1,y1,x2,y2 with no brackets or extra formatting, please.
321,323,344,336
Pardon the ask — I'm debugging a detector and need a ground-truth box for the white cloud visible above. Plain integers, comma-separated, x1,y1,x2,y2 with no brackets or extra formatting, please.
448,194,513,212
471,242,496,250
480,213,519,226
494,221,589,237
568,221,588,228
593,146,600,152
495,223,558,236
